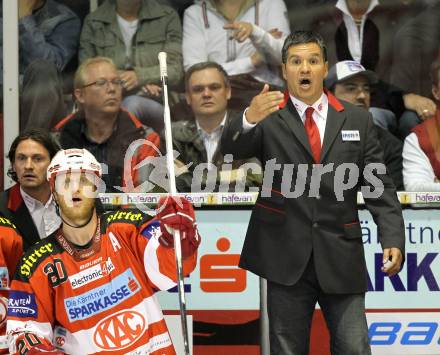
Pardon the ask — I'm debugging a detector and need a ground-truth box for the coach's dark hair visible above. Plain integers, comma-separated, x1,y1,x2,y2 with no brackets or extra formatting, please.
282,30,328,64
7,129,60,182
185,61,230,91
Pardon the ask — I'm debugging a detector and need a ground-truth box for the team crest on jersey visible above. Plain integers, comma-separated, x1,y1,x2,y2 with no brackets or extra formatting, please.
54,326,67,348
69,257,115,289
0,267,8,290
94,310,147,351
141,221,161,240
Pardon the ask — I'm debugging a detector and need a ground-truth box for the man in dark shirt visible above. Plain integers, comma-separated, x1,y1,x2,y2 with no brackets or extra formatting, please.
0,129,60,250
166,62,262,192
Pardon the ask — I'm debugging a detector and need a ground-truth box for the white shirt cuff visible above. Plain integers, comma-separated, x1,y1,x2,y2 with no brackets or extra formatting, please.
242,108,257,132
250,24,265,44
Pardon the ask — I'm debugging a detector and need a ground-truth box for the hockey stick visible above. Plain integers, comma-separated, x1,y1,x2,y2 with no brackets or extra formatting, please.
158,52,190,355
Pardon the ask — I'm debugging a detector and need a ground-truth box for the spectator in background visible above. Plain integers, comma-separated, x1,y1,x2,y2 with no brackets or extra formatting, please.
390,2,440,138
303,0,425,81
52,57,160,193
304,0,432,134
403,59,440,192
325,60,403,190
183,0,290,111
0,0,81,130
79,0,183,133
0,129,61,250
325,59,398,131
166,61,262,192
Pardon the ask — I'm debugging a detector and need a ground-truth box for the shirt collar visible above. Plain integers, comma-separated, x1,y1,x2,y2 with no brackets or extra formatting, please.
289,93,328,121
196,112,228,137
336,0,379,18
20,187,54,212
117,14,139,26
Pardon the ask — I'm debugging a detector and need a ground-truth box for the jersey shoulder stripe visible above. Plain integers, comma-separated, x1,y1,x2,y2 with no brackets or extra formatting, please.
102,209,153,230
14,235,61,282
0,215,16,229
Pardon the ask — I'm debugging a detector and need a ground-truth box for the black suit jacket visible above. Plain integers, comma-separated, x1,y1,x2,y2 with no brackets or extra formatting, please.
221,93,405,294
0,184,41,251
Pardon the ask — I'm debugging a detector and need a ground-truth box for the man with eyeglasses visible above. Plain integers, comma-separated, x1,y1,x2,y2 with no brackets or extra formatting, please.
52,57,160,193
165,61,262,192
325,60,403,190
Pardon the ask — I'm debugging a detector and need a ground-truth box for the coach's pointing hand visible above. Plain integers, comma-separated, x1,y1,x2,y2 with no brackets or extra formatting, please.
245,84,284,124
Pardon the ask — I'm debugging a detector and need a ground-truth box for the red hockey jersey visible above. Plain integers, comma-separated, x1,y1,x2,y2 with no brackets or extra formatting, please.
0,216,23,353
6,210,198,354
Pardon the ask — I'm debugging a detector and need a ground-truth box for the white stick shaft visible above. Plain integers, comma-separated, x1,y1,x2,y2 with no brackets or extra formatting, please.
162,83,177,195
159,52,190,355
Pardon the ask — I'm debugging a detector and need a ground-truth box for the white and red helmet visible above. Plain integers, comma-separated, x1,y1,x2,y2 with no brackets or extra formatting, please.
47,148,102,191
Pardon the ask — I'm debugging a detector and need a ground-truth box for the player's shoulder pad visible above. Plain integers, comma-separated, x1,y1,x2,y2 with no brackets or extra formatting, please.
15,235,61,282
0,215,17,229
101,209,154,230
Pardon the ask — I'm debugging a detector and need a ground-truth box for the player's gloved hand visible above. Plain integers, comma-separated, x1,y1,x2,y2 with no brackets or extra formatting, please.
10,333,64,355
156,196,201,258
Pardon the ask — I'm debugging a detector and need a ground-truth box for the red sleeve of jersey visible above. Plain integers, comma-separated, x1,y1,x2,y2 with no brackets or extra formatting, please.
6,243,57,354
0,222,23,352
110,216,197,291
138,216,198,291
0,224,23,298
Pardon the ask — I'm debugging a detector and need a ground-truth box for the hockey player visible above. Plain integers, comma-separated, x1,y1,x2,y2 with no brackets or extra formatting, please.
0,216,23,354
6,148,201,354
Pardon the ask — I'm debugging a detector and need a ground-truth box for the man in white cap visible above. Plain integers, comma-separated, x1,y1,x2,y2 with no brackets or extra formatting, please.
325,60,398,130
325,60,403,190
